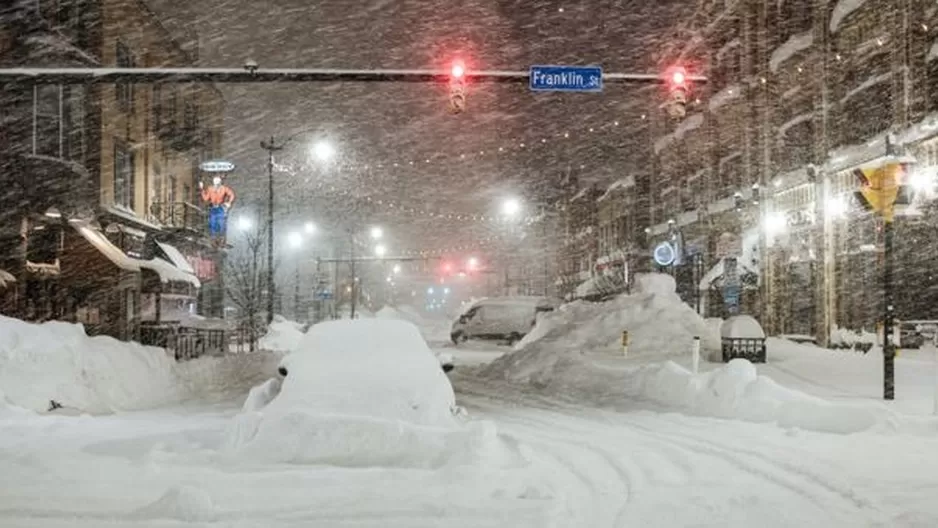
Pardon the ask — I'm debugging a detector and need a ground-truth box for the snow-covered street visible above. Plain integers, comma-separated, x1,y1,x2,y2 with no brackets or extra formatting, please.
3,370,938,528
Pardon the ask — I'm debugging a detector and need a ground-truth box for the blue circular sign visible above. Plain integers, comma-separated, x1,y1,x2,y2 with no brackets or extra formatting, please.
653,242,676,266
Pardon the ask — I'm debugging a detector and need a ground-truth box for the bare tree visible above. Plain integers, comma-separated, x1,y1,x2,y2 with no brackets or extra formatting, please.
225,223,277,352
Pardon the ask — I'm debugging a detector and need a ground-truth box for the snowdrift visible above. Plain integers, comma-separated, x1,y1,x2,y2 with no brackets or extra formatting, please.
0,315,279,413
629,359,898,434
257,315,306,352
484,273,719,384
227,319,505,468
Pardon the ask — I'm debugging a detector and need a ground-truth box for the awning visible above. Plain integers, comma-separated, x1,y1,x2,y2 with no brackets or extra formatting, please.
72,223,200,287
156,242,196,275
699,257,759,291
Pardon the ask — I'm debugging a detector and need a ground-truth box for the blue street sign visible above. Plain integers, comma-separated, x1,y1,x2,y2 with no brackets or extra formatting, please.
530,65,603,92
315,290,333,300
200,160,235,173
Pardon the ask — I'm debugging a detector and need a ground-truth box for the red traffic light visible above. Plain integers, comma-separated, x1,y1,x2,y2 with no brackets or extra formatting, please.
451,61,465,79
442,261,454,273
671,68,686,86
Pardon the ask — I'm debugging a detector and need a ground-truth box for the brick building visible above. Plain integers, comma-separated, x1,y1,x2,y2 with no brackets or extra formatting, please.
0,0,226,341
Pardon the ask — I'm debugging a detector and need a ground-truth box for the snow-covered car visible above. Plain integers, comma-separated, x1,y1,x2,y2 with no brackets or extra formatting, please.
229,319,475,467
451,296,560,345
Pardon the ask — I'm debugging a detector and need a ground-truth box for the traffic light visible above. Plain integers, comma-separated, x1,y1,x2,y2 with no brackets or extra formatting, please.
449,59,467,114
664,66,689,119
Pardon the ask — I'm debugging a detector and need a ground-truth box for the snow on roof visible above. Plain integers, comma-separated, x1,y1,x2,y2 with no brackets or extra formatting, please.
777,111,815,138
141,257,201,288
840,72,891,104
157,242,195,275
0,269,15,288
928,39,938,63
597,176,636,202
769,31,814,73
709,84,742,112
830,0,869,33
73,224,199,287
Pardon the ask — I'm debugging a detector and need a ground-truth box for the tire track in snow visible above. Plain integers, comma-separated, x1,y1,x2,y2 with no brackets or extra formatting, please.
464,393,882,527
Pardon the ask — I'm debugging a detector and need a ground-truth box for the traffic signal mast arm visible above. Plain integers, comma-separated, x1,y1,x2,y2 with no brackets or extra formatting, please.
0,67,708,85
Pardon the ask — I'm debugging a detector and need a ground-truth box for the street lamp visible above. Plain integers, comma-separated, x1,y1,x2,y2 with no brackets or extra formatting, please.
502,197,522,217
393,263,402,274
374,244,387,257
304,221,317,234
370,226,383,240
288,231,303,249
237,215,253,232
312,140,336,162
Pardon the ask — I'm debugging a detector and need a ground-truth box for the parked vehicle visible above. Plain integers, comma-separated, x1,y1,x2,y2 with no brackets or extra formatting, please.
450,296,560,345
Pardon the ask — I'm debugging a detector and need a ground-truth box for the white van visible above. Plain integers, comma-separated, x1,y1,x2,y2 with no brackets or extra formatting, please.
450,296,560,345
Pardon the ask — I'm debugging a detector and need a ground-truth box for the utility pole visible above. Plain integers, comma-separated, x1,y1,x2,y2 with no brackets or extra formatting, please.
260,136,283,326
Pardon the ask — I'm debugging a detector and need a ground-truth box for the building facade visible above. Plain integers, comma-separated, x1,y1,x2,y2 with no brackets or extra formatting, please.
645,0,938,344
0,0,226,341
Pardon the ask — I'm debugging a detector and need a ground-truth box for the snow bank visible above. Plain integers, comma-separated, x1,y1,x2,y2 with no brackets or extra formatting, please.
0,315,280,413
483,273,720,384
131,485,217,523
0,315,180,413
257,315,306,352
628,359,897,434
227,319,503,468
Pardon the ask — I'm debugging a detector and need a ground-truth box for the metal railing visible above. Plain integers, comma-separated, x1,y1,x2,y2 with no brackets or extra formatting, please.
149,201,206,233
140,321,226,361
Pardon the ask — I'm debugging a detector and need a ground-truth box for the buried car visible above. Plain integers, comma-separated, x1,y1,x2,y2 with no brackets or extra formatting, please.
451,296,561,345
227,319,489,468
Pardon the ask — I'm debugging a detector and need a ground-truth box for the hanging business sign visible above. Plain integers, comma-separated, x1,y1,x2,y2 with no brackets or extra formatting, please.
199,160,235,173
653,241,676,267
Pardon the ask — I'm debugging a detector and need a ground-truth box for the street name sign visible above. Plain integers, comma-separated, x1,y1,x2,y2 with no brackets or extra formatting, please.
530,65,603,92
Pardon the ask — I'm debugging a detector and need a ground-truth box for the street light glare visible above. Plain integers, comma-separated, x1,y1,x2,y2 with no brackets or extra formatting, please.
502,198,522,217
313,140,336,162
288,231,303,249
374,244,387,257
304,221,316,234
237,216,253,231
370,226,383,240
393,264,402,274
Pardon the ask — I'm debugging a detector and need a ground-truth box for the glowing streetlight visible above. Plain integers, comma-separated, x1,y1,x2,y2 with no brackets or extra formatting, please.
237,216,253,231
393,264,402,274
370,226,384,240
312,140,335,162
304,221,317,234
374,244,387,257
287,231,303,249
501,197,521,217
467,256,479,270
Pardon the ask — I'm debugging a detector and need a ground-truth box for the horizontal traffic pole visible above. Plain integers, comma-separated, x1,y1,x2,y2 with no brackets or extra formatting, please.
316,256,443,263
0,67,707,84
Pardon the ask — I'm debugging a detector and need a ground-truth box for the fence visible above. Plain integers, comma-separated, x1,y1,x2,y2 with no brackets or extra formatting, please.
140,321,227,361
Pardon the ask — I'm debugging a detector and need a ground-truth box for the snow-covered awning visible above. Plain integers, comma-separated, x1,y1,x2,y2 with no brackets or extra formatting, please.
156,242,196,275
698,257,759,291
73,224,200,287
0,269,15,289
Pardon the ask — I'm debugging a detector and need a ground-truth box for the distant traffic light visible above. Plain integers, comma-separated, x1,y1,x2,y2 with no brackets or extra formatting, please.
449,59,467,114
665,66,689,119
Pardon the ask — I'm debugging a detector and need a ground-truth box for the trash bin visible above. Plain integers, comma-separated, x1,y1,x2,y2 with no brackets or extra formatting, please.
720,315,767,363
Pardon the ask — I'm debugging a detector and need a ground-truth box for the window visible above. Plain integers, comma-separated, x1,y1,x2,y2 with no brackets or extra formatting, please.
114,141,135,209
28,225,62,264
116,42,134,113
63,86,85,164
34,85,62,158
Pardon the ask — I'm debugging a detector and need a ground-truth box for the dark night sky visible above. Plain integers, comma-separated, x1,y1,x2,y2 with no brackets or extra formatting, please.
149,0,688,251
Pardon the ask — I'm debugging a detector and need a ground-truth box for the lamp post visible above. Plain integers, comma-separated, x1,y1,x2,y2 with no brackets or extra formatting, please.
259,134,336,325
